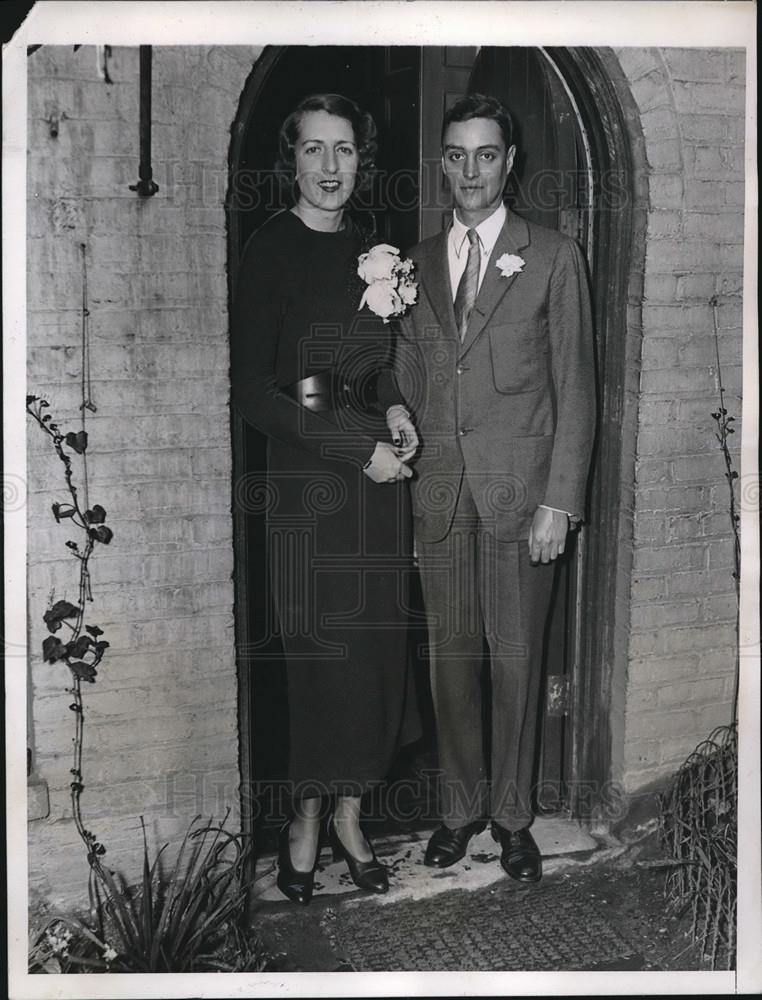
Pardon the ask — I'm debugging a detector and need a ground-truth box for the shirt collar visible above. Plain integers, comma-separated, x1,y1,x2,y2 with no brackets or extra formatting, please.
450,202,507,259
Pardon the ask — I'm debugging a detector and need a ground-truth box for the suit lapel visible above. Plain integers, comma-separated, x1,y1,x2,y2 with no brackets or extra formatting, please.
460,210,530,357
419,228,458,341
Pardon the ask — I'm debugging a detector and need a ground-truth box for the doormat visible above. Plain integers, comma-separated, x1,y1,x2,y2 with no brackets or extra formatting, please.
321,876,644,972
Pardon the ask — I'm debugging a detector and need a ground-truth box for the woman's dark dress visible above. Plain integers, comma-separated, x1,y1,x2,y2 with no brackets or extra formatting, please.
230,210,419,797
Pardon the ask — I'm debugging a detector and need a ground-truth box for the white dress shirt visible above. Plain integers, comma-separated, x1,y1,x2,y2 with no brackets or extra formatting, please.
448,203,507,301
447,203,573,522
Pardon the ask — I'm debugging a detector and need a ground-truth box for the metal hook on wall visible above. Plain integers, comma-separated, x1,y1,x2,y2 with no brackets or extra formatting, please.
46,110,66,138
95,44,113,84
129,45,159,197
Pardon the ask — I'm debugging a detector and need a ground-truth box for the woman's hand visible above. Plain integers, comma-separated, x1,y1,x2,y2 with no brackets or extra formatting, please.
385,405,419,463
363,442,413,483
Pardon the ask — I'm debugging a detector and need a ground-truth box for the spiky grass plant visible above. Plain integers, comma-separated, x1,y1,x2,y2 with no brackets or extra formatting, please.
658,724,737,969
75,814,266,973
32,814,270,973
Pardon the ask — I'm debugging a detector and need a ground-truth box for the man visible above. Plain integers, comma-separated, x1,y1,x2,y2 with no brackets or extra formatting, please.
396,94,595,882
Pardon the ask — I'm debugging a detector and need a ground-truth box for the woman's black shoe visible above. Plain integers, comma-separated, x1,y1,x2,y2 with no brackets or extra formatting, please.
276,823,317,905
328,818,389,894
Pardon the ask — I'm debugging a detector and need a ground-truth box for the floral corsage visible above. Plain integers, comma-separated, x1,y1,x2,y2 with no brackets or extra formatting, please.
357,244,418,322
495,252,526,278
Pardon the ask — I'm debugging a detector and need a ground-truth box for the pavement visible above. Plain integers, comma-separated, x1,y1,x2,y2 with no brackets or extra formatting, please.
246,815,710,973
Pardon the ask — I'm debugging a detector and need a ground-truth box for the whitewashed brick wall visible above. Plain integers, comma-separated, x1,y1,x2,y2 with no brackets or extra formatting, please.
26,45,262,909
613,48,744,790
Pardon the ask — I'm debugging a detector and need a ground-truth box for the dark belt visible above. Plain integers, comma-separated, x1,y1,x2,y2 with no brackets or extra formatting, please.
281,371,376,413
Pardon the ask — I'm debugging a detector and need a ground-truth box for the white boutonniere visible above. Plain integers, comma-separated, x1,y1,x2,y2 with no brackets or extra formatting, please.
358,244,418,323
495,253,526,278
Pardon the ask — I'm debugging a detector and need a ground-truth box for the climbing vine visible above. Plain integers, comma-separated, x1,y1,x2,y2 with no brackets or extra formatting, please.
27,395,112,865
709,293,741,720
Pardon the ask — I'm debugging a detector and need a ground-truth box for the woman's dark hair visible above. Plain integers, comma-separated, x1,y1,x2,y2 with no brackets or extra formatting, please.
441,93,514,150
275,93,378,197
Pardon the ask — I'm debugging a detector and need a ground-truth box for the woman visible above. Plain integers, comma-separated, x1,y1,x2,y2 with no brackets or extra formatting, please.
230,94,420,904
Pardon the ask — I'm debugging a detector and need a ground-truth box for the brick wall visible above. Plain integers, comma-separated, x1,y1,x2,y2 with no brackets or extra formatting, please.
613,48,744,791
26,45,261,908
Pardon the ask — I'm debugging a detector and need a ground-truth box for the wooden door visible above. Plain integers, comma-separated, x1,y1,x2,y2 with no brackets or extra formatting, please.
229,47,424,835
419,46,593,812
232,45,633,838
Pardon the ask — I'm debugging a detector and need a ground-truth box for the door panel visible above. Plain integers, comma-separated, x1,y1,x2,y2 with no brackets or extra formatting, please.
419,47,478,239
472,47,592,812
230,47,426,828
232,46,420,250
419,46,593,811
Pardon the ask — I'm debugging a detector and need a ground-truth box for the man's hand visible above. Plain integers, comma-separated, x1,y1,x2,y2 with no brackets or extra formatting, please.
363,441,414,483
386,405,419,463
528,507,569,564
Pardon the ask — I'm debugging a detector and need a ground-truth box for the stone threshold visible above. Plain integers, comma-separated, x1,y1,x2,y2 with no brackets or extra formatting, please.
251,816,627,908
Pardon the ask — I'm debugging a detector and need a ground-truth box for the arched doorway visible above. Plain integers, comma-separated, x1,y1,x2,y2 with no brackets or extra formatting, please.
227,47,427,848
227,45,636,844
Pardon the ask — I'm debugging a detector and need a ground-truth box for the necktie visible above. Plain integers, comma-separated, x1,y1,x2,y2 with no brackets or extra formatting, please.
454,228,481,341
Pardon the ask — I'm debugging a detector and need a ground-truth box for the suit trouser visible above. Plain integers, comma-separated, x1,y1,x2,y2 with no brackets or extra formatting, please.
416,475,556,831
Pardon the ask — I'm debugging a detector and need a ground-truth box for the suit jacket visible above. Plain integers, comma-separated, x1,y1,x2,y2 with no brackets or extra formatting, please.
395,208,596,543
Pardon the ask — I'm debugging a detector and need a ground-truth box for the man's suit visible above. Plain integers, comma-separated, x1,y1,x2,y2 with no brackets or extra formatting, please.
396,206,596,830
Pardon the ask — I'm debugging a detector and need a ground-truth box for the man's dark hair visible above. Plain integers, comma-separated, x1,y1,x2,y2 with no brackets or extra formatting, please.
275,92,378,195
441,93,514,150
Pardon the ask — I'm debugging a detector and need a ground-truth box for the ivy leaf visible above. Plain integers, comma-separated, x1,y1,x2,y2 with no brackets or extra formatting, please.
94,640,110,654
69,661,97,682
52,503,77,523
27,394,39,405
65,540,80,552
85,624,104,637
42,636,67,662
43,600,79,632
85,504,107,525
65,431,88,454
89,525,114,545
68,635,92,658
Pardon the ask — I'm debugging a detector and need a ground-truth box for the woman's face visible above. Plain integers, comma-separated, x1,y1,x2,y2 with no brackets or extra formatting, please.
293,110,359,214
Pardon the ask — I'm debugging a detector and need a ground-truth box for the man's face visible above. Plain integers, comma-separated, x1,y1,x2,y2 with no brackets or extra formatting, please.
441,117,515,222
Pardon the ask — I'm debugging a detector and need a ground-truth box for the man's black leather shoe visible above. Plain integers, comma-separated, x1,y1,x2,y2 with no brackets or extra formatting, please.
492,824,542,882
424,821,485,868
